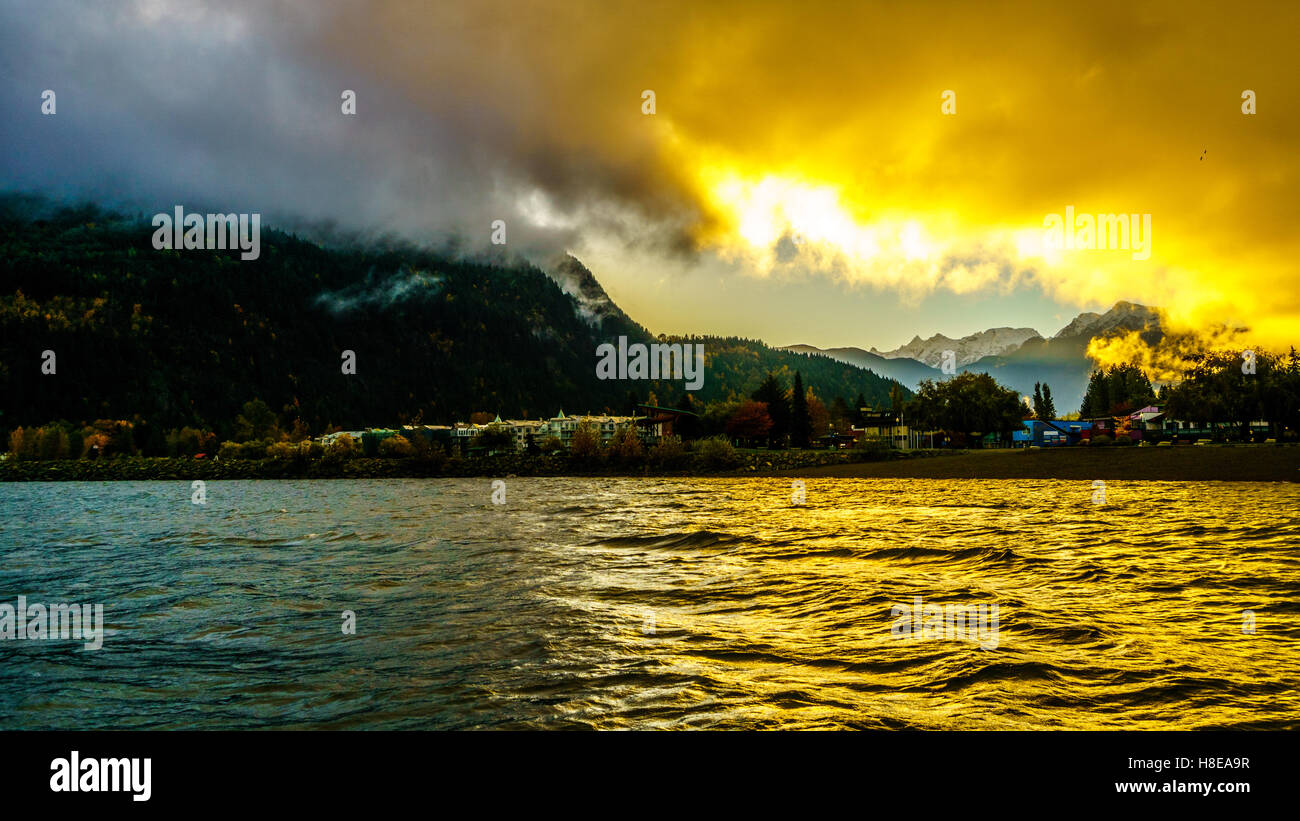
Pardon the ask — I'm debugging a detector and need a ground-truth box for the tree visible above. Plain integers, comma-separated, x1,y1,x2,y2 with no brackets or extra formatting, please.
570,419,602,462
1031,382,1057,421
649,434,687,468
1164,349,1300,441
82,419,135,458
726,400,773,445
702,399,740,437
1040,383,1056,420
323,433,357,461
789,372,812,448
266,441,296,460
474,425,515,453
829,396,850,431
234,399,282,442
853,392,869,427
167,426,215,457
676,394,702,440
378,435,414,458
36,426,70,460
7,427,34,460
807,393,830,439
1081,366,1154,417
1080,371,1109,418
906,372,1024,447
608,426,645,464
889,383,905,413
751,373,789,447
695,435,741,469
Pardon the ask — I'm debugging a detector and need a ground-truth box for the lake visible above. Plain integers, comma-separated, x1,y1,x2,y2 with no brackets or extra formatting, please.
1,478,1297,729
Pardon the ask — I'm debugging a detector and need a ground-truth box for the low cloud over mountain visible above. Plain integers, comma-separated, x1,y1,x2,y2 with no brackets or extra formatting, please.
782,301,1167,413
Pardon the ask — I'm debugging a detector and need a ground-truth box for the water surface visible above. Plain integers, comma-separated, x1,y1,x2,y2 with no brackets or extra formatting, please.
1,478,1297,729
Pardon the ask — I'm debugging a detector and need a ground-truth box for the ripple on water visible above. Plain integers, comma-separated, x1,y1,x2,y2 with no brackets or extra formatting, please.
0,477,1297,729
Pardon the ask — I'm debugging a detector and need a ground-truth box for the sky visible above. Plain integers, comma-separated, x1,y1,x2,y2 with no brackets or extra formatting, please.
2,0,1297,356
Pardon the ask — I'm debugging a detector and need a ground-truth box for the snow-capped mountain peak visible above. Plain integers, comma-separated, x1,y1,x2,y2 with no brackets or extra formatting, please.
1052,301,1162,339
870,327,1043,368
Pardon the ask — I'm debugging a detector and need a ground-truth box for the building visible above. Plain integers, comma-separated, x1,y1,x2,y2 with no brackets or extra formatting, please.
1080,417,1126,442
636,404,698,441
401,424,453,452
317,430,365,446
536,410,579,448
853,409,942,449
504,419,544,451
1160,416,1270,441
360,428,402,455
535,410,643,449
1013,419,1092,447
448,416,519,455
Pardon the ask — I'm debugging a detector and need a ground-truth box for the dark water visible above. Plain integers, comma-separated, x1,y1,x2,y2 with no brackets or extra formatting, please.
1,478,1297,729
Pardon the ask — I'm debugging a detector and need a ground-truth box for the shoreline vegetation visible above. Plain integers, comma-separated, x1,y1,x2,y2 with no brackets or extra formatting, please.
772,444,1300,482
3,443,1296,483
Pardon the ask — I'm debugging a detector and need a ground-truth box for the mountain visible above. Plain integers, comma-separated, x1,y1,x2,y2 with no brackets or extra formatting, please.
778,344,941,391
958,301,1164,411
0,196,906,436
869,327,1042,368
545,254,639,331
1049,300,1161,340
784,301,1165,412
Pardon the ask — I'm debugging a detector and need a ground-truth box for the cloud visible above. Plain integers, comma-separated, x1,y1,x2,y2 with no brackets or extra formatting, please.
314,268,444,315
2,0,1298,350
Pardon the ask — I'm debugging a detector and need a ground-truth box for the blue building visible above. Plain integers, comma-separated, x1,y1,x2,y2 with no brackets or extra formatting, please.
1014,419,1092,447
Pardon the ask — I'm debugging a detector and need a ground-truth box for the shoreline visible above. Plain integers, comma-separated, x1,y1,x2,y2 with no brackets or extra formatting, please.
1,444,1297,482
766,445,1300,482
0,448,877,482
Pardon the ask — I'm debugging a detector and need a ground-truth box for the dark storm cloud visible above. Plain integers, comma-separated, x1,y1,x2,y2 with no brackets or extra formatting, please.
0,0,696,258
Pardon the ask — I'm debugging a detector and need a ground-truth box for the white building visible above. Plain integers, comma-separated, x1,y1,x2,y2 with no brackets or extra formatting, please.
535,410,644,448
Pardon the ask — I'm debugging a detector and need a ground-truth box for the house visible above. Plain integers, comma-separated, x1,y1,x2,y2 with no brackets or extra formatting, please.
504,419,544,451
636,404,698,441
536,410,578,447
1161,416,1270,441
360,428,401,456
1015,419,1072,447
816,432,858,449
448,416,519,455
584,414,641,446
401,424,453,453
1081,417,1120,442
1129,406,1166,439
535,411,642,449
317,430,365,447
853,408,943,449
856,410,900,441
1014,420,1093,447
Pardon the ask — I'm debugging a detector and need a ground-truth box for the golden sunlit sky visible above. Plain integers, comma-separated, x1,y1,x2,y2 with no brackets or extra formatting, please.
4,0,1297,354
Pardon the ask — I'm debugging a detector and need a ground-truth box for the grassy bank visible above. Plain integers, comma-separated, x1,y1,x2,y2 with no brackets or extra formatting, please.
0,447,889,481
4,444,1294,482
772,444,1300,482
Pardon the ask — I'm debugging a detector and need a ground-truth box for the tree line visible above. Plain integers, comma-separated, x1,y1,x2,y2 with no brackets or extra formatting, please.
0,195,904,446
